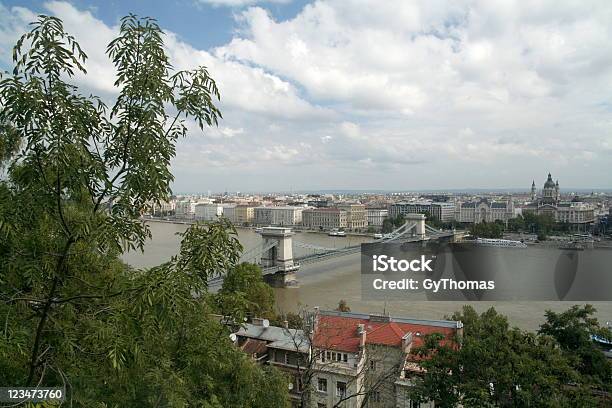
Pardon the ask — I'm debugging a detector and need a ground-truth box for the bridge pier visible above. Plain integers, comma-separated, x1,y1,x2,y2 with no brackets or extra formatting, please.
260,227,300,287
405,213,426,239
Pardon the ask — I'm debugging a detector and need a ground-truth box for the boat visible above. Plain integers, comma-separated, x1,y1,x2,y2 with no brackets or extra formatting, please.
559,241,585,251
254,227,263,233
328,229,347,237
473,238,527,248
373,233,383,239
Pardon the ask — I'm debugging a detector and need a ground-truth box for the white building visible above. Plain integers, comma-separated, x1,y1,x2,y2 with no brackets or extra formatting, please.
195,203,223,221
254,206,303,226
366,208,388,228
175,200,195,219
456,199,515,224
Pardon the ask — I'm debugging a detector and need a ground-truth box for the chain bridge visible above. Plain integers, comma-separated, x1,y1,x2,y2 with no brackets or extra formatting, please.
209,214,461,287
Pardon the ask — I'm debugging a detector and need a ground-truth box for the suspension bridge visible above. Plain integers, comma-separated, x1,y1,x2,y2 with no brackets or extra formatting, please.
210,214,463,287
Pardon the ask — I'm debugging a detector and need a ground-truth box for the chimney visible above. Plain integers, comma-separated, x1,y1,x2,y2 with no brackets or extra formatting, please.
402,332,413,353
357,324,366,348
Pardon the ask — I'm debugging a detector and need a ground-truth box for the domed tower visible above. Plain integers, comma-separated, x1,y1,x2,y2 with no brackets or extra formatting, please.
542,173,556,204
530,180,536,201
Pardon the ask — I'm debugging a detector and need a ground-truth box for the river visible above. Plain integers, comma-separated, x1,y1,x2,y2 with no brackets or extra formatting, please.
121,221,612,331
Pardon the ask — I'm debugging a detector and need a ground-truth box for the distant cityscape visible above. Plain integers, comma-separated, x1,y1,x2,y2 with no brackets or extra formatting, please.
147,173,612,237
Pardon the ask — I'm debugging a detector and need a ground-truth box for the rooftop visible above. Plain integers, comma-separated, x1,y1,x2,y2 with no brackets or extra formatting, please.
314,310,461,353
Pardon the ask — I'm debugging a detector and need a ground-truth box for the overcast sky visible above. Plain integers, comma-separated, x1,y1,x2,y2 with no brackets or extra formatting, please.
1,0,612,192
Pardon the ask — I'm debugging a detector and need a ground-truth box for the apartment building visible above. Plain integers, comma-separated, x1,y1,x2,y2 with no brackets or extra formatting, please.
388,201,455,222
234,319,309,407
194,203,223,221
233,310,462,408
366,208,388,228
232,205,255,225
310,310,461,408
254,206,304,226
302,208,348,230
337,203,367,230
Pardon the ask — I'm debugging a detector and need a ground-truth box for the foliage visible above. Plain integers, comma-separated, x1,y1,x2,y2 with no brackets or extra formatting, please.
410,306,601,407
469,221,504,239
335,299,351,312
539,305,612,391
0,14,289,406
214,263,277,322
382,214,405,233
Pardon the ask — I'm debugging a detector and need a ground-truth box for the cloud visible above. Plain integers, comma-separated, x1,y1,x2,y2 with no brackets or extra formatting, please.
1,0,612,190
197,0,290,7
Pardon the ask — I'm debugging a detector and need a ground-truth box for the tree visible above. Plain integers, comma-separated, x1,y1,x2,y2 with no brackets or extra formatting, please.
469,221,503,238
0,14,289,406
335,299,351,312
215,263,276,322
539,305,612,391
411,306,595,407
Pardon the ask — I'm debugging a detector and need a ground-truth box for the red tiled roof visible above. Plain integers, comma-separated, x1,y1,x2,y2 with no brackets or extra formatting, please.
313,314,456,352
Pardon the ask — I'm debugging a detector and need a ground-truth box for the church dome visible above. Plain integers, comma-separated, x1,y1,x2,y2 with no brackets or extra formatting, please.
544,173,556,188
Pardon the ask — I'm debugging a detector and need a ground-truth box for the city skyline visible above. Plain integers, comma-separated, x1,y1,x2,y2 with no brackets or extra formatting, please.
1,0,612,191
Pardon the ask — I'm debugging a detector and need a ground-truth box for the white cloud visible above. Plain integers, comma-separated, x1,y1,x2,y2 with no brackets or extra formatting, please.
1,0,612,190
197,0,290,7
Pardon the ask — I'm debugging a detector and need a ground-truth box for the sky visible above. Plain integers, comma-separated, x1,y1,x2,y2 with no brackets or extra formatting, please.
1,0,611,193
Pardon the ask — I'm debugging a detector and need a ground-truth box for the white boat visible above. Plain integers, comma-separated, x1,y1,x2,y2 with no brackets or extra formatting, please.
373,233,383,239
474,238,527,248
254,227,263,233
328,229,347,237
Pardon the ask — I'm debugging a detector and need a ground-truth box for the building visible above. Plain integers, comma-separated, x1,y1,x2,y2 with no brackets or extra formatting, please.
366,208,388,229
194,203,223,221
254,206,304,226
337,203,367,230
388,201,455,222
456,199,515,224
310,310,462,408
232,205,255,225
175,200,195,219
234,319,309,407
303,208,348,230
523,173,595,231
232,310,462,408
221,204,236,223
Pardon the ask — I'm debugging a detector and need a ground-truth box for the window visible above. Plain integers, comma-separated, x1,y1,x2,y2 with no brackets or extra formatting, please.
317,378,327,393
370,359,377,371
318,404,326,408
336,381,346,398
410,401,421,408
342,353,348,363
371,391,381,402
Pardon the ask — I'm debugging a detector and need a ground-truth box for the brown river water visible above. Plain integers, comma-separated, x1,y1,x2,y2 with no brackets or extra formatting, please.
121,221,612,331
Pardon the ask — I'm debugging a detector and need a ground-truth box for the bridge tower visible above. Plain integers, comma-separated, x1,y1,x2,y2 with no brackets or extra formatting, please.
405,213,426,239
260,227,300,287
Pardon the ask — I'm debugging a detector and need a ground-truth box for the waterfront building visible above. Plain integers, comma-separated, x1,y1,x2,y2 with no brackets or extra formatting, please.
455,199,515,224
388,201,455,222
523,173,595,231
232,205,255,225
337,203,367,230
194,203,223,221
366,208,388,228
254,206,304,226
175,200,195,219
151,199,174,216
302,208,348,230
